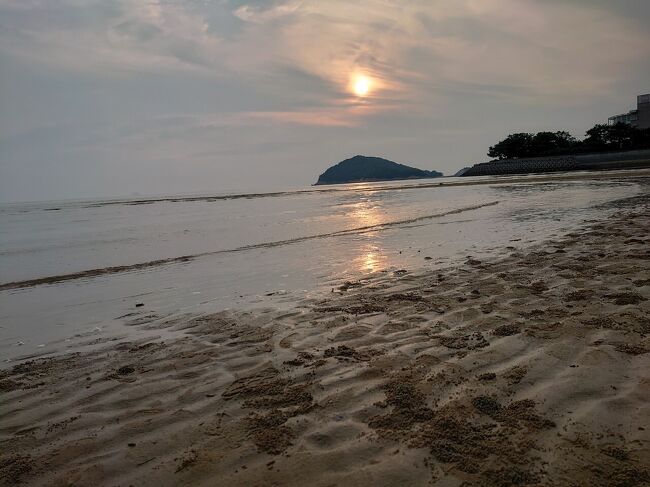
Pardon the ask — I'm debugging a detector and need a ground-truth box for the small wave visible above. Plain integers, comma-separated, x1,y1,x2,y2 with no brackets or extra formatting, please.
82,182,447,208
79,170,640,208
82,180,491,207
0,201,499,291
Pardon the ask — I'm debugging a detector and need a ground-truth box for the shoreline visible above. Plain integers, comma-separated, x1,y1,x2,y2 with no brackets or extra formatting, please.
1,194,649,486
4,167,649,210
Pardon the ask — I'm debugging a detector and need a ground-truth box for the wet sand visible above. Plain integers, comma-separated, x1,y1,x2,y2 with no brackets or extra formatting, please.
1,196,649,486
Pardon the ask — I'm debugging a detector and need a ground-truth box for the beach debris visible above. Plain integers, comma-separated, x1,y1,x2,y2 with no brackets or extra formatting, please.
370,366,554,480
615,344,648,355
338,281,362,292
503,366,527,385
438,332,489,350
564,289,593,301
137,457,156,467
602,447,630,461
324,345,372,361
246,410,294,455
0,378,23,392
479,303,494,314
472,395,501,417
607,291,646,305
46,416,79,433
529,280,548,293
346,303,386,314
222,367,313,454
283,358,305,367
0,454,32,484
477,372,497,381
473,396,555,429
386,292,424,302
175,449,198,473
492,324,521,336
280,351,316,367
482,466,541,486
117,365,135,375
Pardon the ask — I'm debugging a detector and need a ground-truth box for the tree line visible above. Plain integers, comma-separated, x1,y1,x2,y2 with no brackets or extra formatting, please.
488,122,650,160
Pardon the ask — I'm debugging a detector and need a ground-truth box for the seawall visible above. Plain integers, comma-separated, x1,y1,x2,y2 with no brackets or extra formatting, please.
461,149,650,177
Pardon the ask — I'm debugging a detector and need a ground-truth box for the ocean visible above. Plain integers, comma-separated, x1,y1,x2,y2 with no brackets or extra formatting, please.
0,172,645,361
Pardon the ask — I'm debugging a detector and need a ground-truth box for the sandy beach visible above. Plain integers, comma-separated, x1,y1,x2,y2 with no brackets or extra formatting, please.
2,194,649,487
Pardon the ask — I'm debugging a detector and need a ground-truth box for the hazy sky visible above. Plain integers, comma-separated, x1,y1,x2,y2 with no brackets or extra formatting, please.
1,0,649,202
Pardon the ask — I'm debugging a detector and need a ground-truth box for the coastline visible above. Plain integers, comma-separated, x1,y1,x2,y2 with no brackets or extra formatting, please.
7,167,647,209
1,195,649,486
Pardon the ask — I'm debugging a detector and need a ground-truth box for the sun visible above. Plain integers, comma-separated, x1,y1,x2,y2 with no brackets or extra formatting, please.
353,75,371,97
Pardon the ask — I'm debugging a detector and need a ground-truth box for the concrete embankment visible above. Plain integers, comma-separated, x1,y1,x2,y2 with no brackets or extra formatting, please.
461,149,650,176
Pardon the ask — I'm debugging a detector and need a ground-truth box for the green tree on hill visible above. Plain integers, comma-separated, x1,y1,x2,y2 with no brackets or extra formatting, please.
530,131,577,155
583,123,650,151
488,131,577,159
488,123,650,160
487,133,533,160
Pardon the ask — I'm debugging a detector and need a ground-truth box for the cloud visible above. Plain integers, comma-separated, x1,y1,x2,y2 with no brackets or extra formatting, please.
0,0,224,74
243,107,373,127
2,0,648,100
1,0,649,201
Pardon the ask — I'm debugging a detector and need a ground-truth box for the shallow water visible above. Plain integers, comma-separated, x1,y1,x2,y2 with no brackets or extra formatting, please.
0,173,646,361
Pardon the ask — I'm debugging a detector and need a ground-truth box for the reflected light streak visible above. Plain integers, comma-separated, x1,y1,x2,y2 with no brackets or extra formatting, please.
348,199,389,273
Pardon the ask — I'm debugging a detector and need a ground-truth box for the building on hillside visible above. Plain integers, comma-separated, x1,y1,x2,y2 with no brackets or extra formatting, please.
608,94,650,129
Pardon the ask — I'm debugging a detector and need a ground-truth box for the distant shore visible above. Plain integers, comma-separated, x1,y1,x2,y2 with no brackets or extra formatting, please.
2,189,649,486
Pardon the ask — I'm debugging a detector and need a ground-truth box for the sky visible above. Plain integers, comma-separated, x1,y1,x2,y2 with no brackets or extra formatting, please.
1,0,649,202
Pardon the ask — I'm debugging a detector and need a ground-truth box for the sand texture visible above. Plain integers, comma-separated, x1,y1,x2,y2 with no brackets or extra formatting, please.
1,197,650,487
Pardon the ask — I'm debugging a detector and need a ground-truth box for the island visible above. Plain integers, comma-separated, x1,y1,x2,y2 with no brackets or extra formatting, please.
315,155,443,185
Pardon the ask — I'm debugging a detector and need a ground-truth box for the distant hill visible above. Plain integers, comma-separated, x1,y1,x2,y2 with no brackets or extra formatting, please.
315,155,443,185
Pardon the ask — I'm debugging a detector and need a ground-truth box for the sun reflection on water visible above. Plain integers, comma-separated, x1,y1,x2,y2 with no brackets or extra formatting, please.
348,198,384,228
346,197,390,273
357,246,386,272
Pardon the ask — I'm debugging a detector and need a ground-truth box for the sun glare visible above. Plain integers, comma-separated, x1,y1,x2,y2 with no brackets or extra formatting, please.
353,76,371,97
